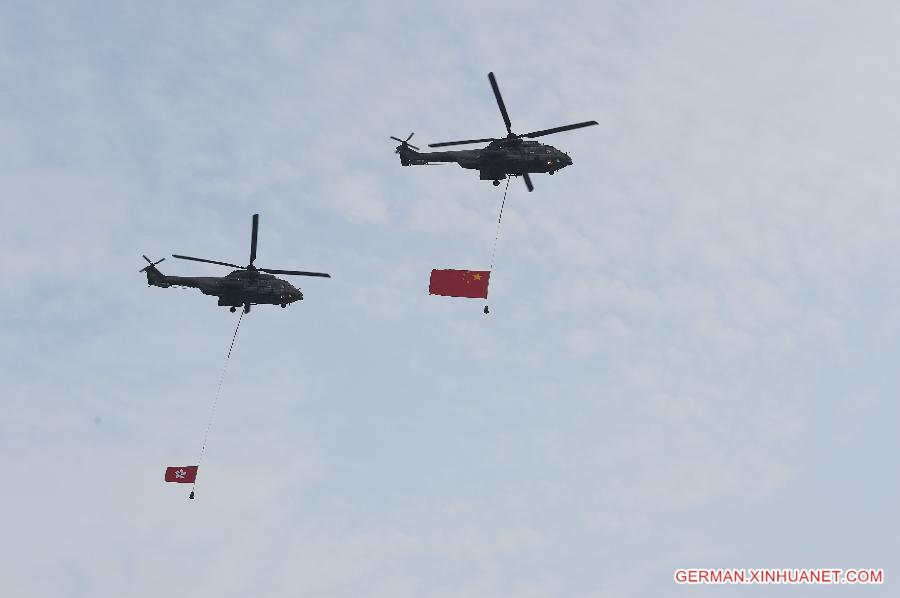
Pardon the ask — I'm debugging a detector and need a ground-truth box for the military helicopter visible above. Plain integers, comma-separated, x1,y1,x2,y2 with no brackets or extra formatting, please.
140,214,330,313
393,72,597,192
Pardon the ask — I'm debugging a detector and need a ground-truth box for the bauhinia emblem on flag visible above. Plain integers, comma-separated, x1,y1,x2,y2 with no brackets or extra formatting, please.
164,465,198,483
429,269,491,299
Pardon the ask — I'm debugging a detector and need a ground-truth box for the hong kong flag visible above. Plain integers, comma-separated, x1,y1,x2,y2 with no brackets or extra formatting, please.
429,269,490,299
164,466,198,483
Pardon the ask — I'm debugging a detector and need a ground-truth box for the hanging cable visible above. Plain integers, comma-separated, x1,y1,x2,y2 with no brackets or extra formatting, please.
191,311,244,497
489,177,512,271
484,177,512,314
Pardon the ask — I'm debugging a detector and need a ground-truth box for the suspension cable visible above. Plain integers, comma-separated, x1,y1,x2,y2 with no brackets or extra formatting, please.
191,310,244,496
489,176,512,271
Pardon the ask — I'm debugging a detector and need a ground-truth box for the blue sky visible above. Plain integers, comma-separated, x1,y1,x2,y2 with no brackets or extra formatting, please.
1,2,898,596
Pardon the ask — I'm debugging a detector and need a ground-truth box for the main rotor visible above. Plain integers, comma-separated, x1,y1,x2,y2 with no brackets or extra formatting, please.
173,214,331,278
428,72,598,148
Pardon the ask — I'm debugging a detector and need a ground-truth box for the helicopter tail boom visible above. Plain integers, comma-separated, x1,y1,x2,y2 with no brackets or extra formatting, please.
395,141,473,167
397,144,430,166
392,132,453,166
140,255,170,287
393,133,429,166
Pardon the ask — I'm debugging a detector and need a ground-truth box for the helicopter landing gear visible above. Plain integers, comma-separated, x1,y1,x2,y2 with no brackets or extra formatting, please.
230,306,237,313
493,179,501,186
280,303,287,308
243,304,251,314
549,170,555,175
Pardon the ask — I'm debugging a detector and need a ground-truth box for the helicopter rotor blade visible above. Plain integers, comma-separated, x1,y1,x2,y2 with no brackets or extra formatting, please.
522,173,534,192
250,213,259,266
488,72,513,135
521,120,599,139
428,137,497,148
172,254,243,269
260,268,331,278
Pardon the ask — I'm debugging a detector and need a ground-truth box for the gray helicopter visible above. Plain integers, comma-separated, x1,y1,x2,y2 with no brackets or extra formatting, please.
140,214,330,313
393,72,597,192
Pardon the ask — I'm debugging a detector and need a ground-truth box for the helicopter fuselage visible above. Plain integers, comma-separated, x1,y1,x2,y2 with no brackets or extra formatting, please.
398,138,573,182
140,213,329,313
143,265,303,310
393,72,595,192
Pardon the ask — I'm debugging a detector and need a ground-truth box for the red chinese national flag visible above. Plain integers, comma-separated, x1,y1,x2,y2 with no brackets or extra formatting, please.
164,466,198,483
429,269,490,299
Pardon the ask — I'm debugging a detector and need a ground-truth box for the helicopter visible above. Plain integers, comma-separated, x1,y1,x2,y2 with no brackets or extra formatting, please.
393,72,597,192
140,214,330,314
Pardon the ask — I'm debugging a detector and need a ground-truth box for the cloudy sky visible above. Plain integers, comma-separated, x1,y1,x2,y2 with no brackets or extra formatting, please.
1,1,898,596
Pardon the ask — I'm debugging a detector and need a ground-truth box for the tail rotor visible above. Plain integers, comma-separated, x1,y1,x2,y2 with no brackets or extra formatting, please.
140,254,168,286
140,255,165,272
391,132,419,153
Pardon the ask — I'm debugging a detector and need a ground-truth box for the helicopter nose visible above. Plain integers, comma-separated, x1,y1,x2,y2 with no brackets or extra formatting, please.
282,290,302,303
